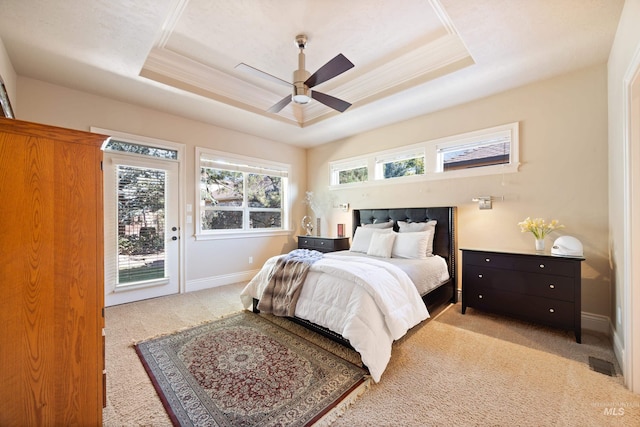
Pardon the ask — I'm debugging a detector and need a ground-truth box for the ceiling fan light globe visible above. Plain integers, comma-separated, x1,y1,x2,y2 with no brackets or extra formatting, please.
293,94,311,104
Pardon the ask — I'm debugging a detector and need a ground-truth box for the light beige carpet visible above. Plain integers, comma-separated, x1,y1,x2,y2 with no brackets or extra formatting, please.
104,284,640,426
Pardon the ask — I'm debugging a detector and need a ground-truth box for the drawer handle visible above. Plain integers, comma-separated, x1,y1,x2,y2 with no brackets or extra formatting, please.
320,241,325,245
478,274,483,278
549,308,555,313
549,284,555,289
539,264,545,269
485,258,491,262
478,294,483,299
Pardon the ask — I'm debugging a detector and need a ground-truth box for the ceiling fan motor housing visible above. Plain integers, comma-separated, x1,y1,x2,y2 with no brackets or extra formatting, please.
293,69,311,104
293,38,312,104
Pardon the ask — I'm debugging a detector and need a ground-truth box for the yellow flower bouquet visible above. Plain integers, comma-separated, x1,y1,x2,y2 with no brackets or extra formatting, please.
518,217,564,239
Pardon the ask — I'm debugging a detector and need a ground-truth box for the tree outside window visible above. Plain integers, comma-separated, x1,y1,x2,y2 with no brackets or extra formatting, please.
200,166,284,231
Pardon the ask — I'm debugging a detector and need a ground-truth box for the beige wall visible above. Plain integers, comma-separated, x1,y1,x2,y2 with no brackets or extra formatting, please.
308,64,610,319
9,51,612,321
16,77,307,289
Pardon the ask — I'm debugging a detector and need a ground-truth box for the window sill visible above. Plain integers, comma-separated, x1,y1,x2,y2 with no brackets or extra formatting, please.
194,229,294,241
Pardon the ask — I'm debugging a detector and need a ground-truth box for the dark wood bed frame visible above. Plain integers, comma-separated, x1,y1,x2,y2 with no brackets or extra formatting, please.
253,206,458,348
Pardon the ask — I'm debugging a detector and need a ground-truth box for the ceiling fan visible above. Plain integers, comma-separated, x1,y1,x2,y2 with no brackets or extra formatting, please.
235,34,354,114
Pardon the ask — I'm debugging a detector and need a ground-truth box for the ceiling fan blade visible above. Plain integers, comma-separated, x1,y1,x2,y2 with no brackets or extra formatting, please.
267,95,292,113
235,63,292,88
311,91,352,113
305,54,354,88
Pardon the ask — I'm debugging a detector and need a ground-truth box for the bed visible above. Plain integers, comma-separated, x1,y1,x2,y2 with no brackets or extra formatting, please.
240,207,457,382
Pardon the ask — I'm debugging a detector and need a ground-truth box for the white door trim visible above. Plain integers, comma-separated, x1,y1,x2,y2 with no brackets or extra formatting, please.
622,46,640,393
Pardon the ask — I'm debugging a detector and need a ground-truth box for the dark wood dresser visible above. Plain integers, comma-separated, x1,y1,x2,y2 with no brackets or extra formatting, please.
461,249,584,343
298,236,350,253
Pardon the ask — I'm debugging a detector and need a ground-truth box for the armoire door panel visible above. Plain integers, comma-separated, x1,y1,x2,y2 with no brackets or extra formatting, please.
0,118,107,426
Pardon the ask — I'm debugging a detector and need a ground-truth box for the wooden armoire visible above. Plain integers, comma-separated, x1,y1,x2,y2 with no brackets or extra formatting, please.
0,118,107,426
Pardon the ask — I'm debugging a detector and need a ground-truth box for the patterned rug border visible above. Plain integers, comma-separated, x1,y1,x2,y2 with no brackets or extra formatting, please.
131,311,245,347
134,311,369,426
135,344,183,426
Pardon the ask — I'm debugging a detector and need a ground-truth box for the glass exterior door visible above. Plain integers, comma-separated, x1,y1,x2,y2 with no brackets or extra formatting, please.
104,154,179,306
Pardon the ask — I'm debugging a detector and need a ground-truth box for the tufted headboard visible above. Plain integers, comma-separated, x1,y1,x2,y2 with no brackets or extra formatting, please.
352,206,457,284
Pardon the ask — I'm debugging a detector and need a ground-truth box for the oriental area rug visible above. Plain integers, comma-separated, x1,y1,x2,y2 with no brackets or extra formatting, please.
134,311,369,427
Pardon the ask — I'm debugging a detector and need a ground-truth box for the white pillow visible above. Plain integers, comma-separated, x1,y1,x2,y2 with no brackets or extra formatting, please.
362,220,393,229
350,227,393,253
397,220,437,256
398,220,436,232
367,231,396,258
391,231,429,259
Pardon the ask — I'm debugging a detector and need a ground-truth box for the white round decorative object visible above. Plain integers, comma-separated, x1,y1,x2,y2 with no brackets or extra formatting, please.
551,236,583,257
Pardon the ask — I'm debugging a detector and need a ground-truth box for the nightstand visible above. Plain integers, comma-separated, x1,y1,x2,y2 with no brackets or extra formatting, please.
298,236,350,253
461,248,584,343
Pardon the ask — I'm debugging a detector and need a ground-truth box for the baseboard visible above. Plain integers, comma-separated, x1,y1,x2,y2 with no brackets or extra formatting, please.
581,311,611,335
186,269,259,293
612,326,625,376
454,288,611,337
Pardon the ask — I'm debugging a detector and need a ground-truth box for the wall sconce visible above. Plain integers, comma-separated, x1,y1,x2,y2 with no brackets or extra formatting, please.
472,196,493,210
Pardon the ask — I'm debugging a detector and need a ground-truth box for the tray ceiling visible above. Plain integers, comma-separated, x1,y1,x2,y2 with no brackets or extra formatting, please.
0,0,624,147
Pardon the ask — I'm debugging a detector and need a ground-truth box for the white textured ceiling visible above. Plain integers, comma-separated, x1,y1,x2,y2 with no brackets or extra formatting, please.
0,0,624,147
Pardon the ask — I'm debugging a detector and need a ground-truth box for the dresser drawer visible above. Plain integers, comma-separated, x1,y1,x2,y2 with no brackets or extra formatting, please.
298,236,349,253
298,237,319,249
465,288,575,330
464,251,576,277
465,265,575,302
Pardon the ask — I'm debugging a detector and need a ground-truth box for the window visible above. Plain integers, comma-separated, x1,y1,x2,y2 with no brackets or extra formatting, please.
375,148,425,180
116,165,166,284
104,139,178,160
197,148,289,237
330,157,369,186
328,122,519,189
433,122,519,177
440,139,509,171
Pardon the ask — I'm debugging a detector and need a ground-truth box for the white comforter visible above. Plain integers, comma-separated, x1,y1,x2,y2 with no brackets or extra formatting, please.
240,252,430,382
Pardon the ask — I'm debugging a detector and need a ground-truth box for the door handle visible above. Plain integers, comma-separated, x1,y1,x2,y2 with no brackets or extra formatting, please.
172,236,178,241
172,226,178,231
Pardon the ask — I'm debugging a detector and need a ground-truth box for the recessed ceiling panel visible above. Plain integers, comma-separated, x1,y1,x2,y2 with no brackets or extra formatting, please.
140,0,472,127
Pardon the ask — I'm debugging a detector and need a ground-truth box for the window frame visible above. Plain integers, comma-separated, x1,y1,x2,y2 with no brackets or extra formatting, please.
196,147,291,240
329,156,370,188
431,122,519,179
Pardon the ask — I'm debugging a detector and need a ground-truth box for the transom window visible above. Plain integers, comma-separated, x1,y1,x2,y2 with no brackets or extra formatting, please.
197,148,289,237
375,148,425,180
330,157,369,186
104,139,178,160
434,123,517,177
329,122,519,188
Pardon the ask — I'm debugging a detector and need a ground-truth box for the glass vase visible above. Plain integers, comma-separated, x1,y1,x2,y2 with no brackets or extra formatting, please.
535,238,545,252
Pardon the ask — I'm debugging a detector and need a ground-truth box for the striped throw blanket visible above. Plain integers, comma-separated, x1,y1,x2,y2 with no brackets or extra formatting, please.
257,249,324,317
